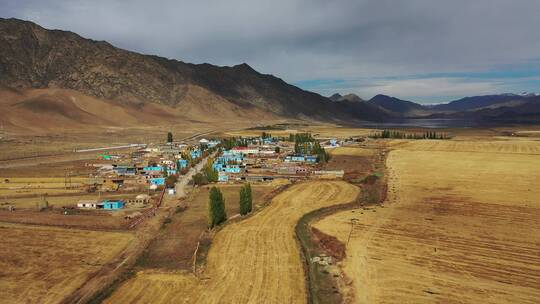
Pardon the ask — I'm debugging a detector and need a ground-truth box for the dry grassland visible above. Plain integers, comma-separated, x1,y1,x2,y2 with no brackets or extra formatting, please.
329,146,375,157
0,223,134,304
106,181,359,304
314,139,540,303
0,177,88,198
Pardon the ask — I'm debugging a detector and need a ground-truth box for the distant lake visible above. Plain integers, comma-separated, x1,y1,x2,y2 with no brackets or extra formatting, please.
358,118,491,129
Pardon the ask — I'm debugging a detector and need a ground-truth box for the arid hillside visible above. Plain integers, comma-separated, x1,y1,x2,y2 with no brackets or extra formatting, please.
0,86,279,132
0,18,394,132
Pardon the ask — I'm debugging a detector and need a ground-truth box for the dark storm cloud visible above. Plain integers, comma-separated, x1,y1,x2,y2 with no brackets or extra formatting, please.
2,0,540,101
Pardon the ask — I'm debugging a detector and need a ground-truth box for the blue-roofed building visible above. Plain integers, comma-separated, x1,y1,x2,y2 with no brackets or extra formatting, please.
149,177,165,185
113,165,136,176
262,137,275,145
285,155,306,162
213,163,241,173
222,165,241,173
306,155,318,163
99,200,124,210
167,169,177,175
143,166,163,172
285,155,317,163
219,151,243,163
191,149,202,159
213,162,224,171
177,159,188,169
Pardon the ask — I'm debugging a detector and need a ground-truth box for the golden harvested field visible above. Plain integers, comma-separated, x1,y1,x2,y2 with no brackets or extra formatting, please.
314,139,540,303
329,146,375,157
0,223,134,304
138,183,279,270
0,177,89,200
397,138,540,154
106,180,359,304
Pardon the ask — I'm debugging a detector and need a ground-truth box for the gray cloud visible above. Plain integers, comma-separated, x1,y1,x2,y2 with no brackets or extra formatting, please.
2,0,540,100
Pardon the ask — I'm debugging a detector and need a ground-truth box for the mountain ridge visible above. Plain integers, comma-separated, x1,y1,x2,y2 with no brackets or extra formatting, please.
0,17,394,129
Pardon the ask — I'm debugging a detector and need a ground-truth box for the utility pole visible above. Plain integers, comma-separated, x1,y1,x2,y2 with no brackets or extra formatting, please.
347,218,359,246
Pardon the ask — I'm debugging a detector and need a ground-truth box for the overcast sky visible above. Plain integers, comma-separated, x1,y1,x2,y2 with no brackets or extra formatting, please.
2,0,540,103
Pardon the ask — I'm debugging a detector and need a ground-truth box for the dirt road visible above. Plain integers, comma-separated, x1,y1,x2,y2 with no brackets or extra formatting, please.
173,153,214,199
106,180,359,304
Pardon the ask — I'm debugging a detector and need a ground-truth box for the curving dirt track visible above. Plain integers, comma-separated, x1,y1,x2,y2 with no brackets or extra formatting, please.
106,180,359,304
315,139,540,304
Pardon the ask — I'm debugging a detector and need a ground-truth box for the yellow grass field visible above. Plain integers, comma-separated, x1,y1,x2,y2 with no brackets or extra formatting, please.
329,146,374,156
314,139,540,303
106,180,359,304
0,223,134,304
0,177,89,199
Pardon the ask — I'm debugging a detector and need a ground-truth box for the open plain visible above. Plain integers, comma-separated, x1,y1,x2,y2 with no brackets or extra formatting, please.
315,138,540,303
0,223,134,304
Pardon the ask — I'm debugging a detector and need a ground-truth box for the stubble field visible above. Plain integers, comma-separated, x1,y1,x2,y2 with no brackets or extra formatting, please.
0,223,134,304
314,139,540,303
106,180,359,304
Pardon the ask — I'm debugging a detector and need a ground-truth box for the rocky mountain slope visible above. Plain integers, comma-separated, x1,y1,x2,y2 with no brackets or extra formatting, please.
0,18,393,131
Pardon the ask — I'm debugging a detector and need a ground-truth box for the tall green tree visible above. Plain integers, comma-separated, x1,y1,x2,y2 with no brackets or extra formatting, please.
245,183,252,213
208,187,227,228
204,158,219,182
167,132,173,143
239,183,253,215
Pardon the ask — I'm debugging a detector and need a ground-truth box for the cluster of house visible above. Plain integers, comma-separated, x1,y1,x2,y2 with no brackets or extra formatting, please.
211,136,334,183
91,139,219,192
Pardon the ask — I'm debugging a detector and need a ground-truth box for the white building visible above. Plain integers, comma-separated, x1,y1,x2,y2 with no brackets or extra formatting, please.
77,200,98,209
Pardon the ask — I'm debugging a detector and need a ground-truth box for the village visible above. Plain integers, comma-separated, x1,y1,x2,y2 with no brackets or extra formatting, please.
76,132,345,211
0,128,369,304
1,131,348,220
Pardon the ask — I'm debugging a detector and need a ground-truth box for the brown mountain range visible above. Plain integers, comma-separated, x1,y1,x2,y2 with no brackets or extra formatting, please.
0,18,393,132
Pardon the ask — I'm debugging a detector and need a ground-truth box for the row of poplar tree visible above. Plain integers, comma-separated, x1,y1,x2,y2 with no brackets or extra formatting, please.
370,129,449,140
207,183,253,229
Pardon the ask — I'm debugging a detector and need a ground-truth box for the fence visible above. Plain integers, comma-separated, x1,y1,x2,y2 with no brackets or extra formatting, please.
128,188,165,229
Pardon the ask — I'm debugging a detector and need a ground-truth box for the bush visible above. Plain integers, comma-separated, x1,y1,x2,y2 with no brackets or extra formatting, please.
165,175,178,188
193,173,208,186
